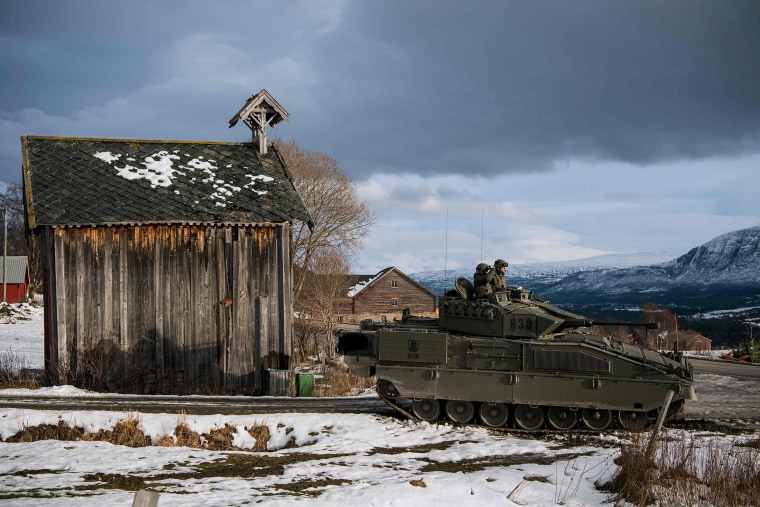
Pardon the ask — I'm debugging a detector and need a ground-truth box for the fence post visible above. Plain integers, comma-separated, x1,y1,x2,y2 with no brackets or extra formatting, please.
644,390,674,460
132,489,159,507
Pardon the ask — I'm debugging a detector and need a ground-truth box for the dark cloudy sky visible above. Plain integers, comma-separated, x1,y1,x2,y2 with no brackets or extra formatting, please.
2,0,759,273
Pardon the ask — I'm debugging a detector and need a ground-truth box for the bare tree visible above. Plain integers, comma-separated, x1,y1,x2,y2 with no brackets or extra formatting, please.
295,249,353,362
639,303,679,349
1,184,25,255
1,183,43,294
275,139,374,302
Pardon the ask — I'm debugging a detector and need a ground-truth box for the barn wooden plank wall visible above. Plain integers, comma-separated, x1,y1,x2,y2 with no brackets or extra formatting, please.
42,224,293,394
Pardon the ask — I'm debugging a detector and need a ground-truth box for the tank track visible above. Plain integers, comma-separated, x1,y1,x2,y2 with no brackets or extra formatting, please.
376,384,417,420
376,384,685,432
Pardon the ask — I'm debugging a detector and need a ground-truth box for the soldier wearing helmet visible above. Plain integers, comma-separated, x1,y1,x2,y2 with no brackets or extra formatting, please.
473,262,494,299
491,259,508,292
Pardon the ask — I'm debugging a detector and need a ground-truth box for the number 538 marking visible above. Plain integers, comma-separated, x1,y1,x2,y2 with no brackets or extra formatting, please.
510,318,533,330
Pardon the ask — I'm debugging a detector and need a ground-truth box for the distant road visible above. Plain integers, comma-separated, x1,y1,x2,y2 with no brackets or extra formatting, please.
689,356,760,380
683,357,760,426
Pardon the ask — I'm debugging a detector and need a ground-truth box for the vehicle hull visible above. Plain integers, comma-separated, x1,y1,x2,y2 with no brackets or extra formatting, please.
338,285,696,430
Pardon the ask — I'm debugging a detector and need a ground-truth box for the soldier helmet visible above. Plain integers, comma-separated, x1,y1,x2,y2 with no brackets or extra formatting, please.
495,259,508,268
476,262,490,273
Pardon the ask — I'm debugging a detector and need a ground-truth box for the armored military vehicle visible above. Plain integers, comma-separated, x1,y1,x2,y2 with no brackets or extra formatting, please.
337,279,696,431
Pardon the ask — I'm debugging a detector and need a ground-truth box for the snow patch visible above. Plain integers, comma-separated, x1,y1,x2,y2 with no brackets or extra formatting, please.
91,150,276,205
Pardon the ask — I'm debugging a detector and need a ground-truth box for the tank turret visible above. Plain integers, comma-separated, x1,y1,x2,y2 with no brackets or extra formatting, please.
338,276,695,432
439,279,659,339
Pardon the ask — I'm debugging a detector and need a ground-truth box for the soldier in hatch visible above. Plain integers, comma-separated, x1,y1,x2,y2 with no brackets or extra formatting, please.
473,263,494,299
491,259,508,292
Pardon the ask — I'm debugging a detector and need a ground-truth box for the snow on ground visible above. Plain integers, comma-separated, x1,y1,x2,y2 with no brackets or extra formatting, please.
0,401,625,506
0,303,758,506
0,303,44,369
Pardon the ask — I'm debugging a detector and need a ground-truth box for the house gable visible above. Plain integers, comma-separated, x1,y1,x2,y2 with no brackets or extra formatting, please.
343,267,437,322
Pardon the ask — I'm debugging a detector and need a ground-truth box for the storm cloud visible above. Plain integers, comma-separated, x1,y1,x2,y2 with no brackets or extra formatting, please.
2,0,759,271
300,0,760,178
2,0,759,184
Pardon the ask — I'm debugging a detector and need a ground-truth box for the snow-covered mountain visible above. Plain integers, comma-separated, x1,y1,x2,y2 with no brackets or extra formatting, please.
662,226,760,285
411,226,760,318
410,251,677,296
545,226,760,294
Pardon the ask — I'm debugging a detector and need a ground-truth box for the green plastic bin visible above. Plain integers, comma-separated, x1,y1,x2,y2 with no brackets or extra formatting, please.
297,373,314,397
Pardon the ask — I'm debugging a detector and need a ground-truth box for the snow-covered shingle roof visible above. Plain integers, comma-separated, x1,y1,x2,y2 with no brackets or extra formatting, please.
21,136,310,227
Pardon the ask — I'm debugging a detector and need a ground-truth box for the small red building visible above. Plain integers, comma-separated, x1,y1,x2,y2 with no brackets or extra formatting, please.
0,256,30,303
681,332,712,353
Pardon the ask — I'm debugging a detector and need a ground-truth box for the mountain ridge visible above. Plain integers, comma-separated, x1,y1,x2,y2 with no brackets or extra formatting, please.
410,226,760,319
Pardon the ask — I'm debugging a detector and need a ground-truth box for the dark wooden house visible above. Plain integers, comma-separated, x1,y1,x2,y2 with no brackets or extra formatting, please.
336,267,437,324
679,332,712,353
21,90,310,394
0,256,30,303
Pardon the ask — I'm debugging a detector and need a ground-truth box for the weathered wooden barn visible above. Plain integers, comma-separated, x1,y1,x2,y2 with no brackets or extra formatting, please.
0,256,30,303
336,267,437,324
21,91,310,394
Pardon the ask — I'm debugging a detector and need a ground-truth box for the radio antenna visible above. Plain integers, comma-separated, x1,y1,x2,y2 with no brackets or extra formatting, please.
444,207,449,292
480,208,484,262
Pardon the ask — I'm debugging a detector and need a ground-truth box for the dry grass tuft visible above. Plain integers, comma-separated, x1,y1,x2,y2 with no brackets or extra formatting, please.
157,422,202,448
0,351,39,389
247,422,271,452
154,419,273,451
174,422,203,448
3,413,281,455
203,424,238,451
82,415,152,447
604,431,760,507
6,420,84,443
312,361,375,397
697,439,760,507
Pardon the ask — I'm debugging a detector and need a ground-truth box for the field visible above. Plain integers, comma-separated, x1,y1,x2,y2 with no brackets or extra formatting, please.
1,303,759,506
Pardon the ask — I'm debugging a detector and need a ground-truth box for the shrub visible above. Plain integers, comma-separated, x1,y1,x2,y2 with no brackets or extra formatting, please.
604,431,760,507
0,350,39,389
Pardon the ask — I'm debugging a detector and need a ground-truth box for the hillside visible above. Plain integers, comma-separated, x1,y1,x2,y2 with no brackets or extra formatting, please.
411,226,760,324
546,226,760,293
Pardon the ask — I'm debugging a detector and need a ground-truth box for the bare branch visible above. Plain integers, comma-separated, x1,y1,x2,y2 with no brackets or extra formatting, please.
276,139,374,301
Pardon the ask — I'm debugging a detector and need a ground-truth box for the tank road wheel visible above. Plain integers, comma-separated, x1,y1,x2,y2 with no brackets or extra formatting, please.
546,406,578,431
618,411,647,431
445,400,475,424
376,379,400,400
412,399,441,422
514,405,545,430
581,408,612,431
479,403,509,428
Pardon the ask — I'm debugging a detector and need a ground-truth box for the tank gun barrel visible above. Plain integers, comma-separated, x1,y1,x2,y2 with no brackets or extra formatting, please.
589,320,661,330
560,318,660,330
561,318,595,328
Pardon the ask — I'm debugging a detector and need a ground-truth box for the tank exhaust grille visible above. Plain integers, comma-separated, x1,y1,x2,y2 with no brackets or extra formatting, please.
532,349,611,374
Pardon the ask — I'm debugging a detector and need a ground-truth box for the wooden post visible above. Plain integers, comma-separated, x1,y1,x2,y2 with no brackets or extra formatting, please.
132,489,159,507
645,389,674,461
2,205,7,303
